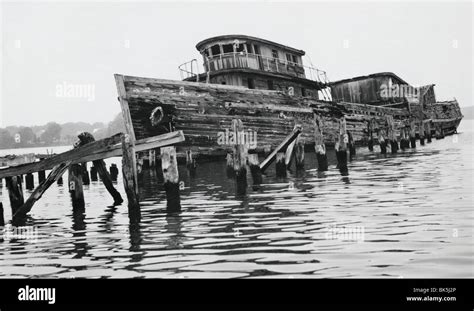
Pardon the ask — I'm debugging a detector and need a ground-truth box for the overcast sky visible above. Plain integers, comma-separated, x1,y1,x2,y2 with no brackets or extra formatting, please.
1,0,472,127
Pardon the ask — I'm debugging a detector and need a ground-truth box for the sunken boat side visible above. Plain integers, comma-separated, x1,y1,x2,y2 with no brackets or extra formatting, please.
117,75,410,159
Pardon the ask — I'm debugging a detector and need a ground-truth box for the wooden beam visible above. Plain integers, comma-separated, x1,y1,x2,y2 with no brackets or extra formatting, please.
115,74,136,142
121,134,140,214
13,162,70,220
0,131,185,179
259,125,302,172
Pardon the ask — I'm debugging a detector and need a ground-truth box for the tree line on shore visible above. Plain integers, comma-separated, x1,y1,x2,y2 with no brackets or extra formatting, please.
0,113,125,150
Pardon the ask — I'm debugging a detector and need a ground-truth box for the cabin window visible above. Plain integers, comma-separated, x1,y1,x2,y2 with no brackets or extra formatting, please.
248,78,255,89
245,43,253,54
292,55,298,64
211,44,221,56
203,49,210,57
272,49,279,60
267,80,274,90
222,44,233,54
286,54,292,63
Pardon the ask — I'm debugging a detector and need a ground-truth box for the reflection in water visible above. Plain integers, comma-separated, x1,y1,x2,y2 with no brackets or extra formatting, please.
0,122,473,278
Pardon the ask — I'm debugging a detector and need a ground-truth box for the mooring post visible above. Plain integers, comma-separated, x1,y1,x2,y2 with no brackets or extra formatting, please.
426,121,432,143
25,173,34,190
232,119,248,194
314,114,328,171
400,127,408,150
226,153,235,178
386,116,398,154
348,131,356,160
76,132,123,205
419,120,425,146
0,202,4,227
6,176,24,216
121,134,140,215
186,150,196,171
275,152,287,177
90,165,98,181
409,119,417,148
336,117,349,175
110,164,119,182
161,146,181,213
247,153,262,185
378,129,387,154
68,164,85,211
82,163,90,185
367,119,375,152
294,132,305,169
38,170,46,183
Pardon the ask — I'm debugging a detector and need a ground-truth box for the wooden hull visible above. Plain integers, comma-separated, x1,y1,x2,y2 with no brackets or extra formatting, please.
115,75,461,158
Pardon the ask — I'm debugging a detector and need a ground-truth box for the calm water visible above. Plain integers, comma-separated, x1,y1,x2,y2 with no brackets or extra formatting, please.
1,121,473,279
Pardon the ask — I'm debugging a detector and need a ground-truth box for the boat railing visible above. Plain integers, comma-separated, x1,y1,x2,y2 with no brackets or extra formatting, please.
178,59,201,82
179,52,330,85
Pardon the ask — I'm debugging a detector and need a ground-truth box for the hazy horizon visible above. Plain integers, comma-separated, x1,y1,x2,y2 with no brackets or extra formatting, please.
1,0,473,127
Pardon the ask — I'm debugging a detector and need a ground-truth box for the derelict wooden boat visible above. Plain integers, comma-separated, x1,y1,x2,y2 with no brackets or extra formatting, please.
114,35,462,159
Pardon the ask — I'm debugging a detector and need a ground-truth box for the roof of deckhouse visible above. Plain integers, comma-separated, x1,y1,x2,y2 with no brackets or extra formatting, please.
195,35,306,56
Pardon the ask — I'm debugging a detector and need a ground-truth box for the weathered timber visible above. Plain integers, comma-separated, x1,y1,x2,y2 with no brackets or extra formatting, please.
0,202,4,227
335,117,349,175
259,125,302,172
121,134,140,214
247,154,262,185
82,163,90,185
314,114,328,171
226,153,235,178
14,162,70,219
348,131,356,160
25,173,34,190
409,119,417,148
6,176,24,215
232,119,248,195
378,129,387,155
110,164,119,182
425,121,432,143
185,150,196,171
386,116,398,154
90,165,98,181
77,133,123,205
68,164,85,211
294,133,305,169
275,152,287,177
161,146,181,213
0,131,185,179
149,149,156,167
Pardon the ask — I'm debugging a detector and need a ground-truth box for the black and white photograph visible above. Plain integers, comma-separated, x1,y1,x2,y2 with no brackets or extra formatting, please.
0,0,472,306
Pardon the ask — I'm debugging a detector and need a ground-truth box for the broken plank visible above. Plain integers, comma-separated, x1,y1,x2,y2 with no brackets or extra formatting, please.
259,125,302,172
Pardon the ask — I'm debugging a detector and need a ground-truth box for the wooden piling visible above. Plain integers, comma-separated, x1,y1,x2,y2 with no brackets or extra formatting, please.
121,134,140,214
248,154,262,185
335,117,349,175
426,121,432,143
186,150,196,171
76,132,123,205
110,164,119,182
161,146,181,213
90,165,98,181
25,173,34,190
400,126,409,150
82,163,90,185
226,153,235,178
419,121,425,146
149,149,156,167
0,202,4,227
294,133,305,169
378,129,387,155
68,164,85,211
275,152,287,177
367,119,375,152
14,163,70,220
6,176,24,215
314,114,328,171
231,119,248,194
348,131,356,160
285,138,296,169
386,116,398,154
409,119,417,148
